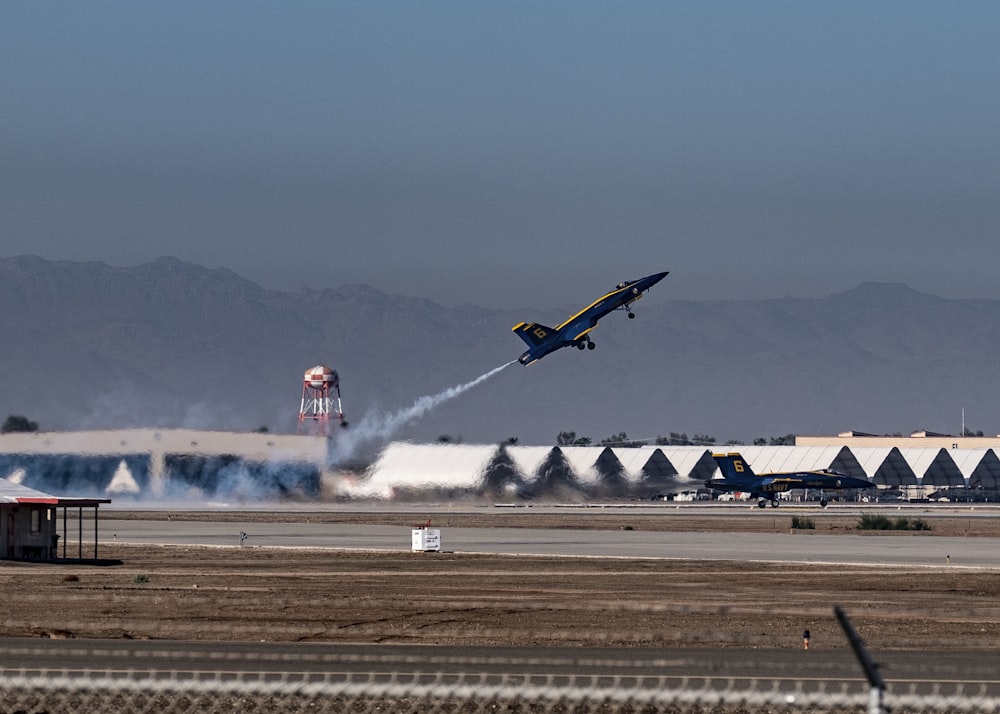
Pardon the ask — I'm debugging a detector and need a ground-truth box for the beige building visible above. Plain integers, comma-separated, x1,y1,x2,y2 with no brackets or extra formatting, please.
796,430,1000,450
0,428,328,498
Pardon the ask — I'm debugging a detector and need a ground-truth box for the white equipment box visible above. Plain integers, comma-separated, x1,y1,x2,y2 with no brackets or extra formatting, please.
411,528,441,552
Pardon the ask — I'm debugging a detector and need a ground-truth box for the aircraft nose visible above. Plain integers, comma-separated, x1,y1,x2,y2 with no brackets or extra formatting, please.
640,271,669,287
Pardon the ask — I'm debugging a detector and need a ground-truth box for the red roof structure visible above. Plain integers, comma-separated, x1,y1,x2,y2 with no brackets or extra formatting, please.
0,479,111,561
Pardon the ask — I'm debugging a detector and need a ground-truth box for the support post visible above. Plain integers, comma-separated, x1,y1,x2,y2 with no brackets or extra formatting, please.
834,604,885,714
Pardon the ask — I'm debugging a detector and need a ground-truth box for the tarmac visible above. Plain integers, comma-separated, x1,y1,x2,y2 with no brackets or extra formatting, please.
101,513,1000,568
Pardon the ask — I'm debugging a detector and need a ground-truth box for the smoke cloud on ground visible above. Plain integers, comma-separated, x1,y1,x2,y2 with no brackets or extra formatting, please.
0,362,516,503
331,361,516,466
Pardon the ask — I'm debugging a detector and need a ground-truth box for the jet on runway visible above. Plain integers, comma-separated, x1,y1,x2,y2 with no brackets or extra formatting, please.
708,452,875,508
512,271,668,366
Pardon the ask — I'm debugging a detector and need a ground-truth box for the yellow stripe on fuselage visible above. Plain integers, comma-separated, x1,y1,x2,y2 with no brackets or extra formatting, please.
555,285,631,330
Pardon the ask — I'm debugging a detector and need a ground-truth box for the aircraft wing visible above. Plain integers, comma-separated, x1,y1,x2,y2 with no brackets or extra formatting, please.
774,470,875,490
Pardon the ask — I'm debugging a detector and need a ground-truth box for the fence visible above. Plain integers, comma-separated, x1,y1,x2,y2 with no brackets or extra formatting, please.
3,657,1000,713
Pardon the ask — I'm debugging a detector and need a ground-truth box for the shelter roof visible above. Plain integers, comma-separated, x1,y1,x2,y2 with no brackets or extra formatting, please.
844,447,896,478
0,478,110,506
612,447,658,478
656,447,714,477
558,447,609,484
949,449,994,479
507,446,557,478
345,442,1000,498
897,448,951,476
357,443,496,497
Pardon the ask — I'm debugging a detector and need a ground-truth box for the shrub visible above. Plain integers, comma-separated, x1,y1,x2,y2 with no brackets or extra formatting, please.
132,573,149,584
791,516,815,530
857,514,933,531
857,514,892,530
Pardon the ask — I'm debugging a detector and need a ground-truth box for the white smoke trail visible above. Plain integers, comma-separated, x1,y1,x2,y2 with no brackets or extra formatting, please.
331,360,516,465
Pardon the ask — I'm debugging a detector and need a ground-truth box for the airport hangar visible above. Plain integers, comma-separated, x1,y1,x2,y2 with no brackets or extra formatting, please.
2,428,1000,500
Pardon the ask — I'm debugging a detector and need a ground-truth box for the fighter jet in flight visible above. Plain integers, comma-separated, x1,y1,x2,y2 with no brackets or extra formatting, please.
512,271,668,366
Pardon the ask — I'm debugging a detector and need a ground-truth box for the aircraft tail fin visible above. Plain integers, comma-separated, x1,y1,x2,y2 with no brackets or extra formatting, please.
712,452,756,481
512,322,554,348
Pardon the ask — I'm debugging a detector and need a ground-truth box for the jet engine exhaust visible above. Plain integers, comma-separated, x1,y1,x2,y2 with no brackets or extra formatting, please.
331,360,516,465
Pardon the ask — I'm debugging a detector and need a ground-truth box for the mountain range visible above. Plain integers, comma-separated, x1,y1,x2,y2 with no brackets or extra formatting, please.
2,255,999,446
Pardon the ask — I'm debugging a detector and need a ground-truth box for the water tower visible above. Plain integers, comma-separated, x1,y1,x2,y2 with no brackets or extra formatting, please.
298,365,345,436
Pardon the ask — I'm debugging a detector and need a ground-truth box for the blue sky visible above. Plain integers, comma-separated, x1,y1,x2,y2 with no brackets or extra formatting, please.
3,2,999,307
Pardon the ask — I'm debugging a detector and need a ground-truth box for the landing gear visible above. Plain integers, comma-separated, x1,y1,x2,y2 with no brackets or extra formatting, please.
587,341,595,350
758,497,779,508
576,342,586,350
627,311,635,319
820,498,829,508
577,339,596,351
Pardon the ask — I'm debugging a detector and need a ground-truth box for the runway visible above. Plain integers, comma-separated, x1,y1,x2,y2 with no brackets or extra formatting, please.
100,516,1000,568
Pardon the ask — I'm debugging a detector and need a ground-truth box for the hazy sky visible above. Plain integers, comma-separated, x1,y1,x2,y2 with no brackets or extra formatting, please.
4,2,1000,308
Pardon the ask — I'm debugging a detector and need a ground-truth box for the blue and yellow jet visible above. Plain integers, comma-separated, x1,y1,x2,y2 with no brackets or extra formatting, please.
708,452,875,508
512,271,668,365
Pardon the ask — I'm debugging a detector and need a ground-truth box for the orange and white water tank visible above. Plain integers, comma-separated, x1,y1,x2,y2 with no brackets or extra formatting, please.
298,364,345,434
305,365,339,391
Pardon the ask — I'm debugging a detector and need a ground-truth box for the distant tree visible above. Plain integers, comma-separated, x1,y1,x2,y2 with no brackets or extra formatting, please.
437,434,458,444
725,439,745,446
503,437,519,445
255,426,269,433
962,428,985,437
1,415,39,433
556,431,591,446
692,434,716,445
769,434,796,446
599,432,645,448
753,437,768,446
600,432,623,446
660,432,690,445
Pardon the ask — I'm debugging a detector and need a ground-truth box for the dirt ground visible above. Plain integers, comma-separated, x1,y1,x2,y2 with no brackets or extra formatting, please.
2,508,1000,651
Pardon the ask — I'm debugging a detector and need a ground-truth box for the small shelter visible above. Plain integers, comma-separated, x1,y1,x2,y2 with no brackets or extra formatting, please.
0,479,111,561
